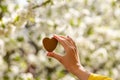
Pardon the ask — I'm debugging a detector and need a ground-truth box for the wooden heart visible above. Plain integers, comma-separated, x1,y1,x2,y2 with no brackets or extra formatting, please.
43,37,58,52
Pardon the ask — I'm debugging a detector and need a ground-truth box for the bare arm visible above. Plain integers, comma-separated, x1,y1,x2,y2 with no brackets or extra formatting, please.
47,35,90,80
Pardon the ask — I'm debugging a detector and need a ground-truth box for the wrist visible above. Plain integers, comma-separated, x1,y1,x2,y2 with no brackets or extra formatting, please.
73,66,91,80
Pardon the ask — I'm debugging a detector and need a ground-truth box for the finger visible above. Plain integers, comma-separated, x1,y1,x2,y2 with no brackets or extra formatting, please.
53,35,75,53
53,35,69,51
47,52,63,62
67,36,78,54
67,36,77,48
59,36,67,39
59,36,75,46
59,36,73,45
53,34,65,41
54,35,69,44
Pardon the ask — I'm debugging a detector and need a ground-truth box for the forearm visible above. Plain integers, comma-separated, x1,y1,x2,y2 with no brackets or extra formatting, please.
73,66,112,80
73,66,91,80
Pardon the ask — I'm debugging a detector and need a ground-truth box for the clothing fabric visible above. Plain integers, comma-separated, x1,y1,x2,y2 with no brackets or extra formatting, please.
88,74,112,80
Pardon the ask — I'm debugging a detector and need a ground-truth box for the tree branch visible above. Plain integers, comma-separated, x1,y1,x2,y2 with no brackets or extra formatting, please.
32,0,52,9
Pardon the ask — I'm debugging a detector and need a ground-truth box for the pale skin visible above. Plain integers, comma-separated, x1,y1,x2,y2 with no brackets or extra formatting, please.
47,35,91,80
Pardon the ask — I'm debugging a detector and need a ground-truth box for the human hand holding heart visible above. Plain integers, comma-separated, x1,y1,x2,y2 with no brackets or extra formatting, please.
43,37,58,52
42,35,110,80
42,35,90,80
42,35,88,79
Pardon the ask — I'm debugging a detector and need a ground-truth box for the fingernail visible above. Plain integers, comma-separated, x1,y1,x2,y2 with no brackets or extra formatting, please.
53,34,57,38
53,34,57,36
47,53,51,56
47,52,53,56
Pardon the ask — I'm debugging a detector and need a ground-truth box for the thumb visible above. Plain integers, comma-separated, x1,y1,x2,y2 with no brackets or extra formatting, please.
47,52,62,62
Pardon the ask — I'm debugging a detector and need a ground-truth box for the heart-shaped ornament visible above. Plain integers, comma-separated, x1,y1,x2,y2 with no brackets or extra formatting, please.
43,37,58,52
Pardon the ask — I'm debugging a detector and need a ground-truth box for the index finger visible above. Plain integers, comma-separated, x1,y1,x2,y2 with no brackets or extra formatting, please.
53,35,69,51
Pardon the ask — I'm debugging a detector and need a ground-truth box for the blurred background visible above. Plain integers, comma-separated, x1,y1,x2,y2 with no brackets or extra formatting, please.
0,0,120,80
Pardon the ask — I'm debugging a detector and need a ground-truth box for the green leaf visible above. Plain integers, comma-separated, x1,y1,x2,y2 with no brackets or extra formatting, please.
29,17,35,23
17,37,24,42
0,5,8,12
15,5,19,10
86,27,94,35
1,23,5,28
13,55,20,61
14,16,19,22
70,19,74,26
37,35,41,40
3,75,9,80
111,1,116,7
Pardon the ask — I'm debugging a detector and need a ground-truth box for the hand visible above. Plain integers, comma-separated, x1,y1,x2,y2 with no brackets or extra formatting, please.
47,35,90,80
